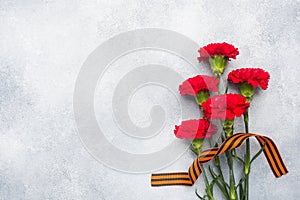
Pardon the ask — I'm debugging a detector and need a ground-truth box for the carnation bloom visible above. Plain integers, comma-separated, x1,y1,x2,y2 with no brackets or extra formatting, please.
198,42,239,76
228,68,270,90
174,119,218,139
198,42,239,61
202,94,250,121
179,75,219,96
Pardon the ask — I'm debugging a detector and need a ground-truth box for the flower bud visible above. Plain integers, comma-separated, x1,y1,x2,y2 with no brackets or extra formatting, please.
222,119,234,137
192,138,204,155
240,82,254,101
196,90,210,105
209,55,227,76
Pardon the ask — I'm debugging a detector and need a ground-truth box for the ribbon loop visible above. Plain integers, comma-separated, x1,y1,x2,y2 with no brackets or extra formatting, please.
151,133,288,187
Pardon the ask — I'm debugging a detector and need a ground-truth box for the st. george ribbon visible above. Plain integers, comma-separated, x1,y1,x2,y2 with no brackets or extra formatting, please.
151,133,288,187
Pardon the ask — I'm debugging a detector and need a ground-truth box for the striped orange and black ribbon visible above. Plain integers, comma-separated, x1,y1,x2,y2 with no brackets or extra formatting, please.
151,133,288,187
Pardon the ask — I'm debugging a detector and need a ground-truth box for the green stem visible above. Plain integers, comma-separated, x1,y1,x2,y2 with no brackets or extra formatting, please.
216,157,228,190
216,75,221,95
211,141,229,198
194,148,214,200
244,112,249,133
225,81,228,94
226,150,237,200
202,165,215,200
208,166,230,199
244,174,249,200
201,164,210,187
223,126,237,200
243,111,250,200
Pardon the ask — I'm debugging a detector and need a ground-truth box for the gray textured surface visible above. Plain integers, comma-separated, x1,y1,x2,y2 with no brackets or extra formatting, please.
1,0,300,199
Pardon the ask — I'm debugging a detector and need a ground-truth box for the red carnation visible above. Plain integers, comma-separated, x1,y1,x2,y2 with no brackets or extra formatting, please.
228,68,270,90
179,75,219,96
174,119,218,139
202,94,250,120
198,42,239,62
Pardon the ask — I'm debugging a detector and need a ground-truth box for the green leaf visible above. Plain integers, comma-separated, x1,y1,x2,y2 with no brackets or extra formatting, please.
250,140,266,164
235,177,245,190
195,190,207,200
208,166,230,199
209,166,229,189
232,149,244,164
239,182,245,200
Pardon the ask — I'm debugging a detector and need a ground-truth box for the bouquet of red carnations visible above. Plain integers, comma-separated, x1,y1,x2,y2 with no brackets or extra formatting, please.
151,43,288,200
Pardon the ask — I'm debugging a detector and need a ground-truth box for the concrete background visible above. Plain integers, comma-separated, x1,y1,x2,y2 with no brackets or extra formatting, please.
1,0,299,199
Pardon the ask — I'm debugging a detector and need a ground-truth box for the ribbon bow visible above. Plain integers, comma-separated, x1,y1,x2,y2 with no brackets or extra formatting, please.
151,133,288,187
